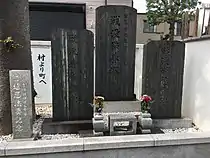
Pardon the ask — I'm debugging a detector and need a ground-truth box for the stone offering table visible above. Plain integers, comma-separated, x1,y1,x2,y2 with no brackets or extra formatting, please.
92,101,141,135
109,114,137,136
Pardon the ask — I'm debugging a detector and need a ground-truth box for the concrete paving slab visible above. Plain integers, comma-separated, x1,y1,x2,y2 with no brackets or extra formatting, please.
83,135,154,151
5,138,83,156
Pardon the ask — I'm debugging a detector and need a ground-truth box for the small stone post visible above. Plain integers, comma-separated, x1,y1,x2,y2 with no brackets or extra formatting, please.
10,70,33,139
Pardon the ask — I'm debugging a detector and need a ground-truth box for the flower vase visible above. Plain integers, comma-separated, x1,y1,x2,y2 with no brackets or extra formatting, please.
95,107,103,115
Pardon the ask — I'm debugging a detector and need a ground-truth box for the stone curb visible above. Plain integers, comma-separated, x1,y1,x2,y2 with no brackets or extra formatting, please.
1,132,210,156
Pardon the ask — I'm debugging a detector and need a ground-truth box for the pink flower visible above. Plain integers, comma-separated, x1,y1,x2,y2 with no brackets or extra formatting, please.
140,95,152,103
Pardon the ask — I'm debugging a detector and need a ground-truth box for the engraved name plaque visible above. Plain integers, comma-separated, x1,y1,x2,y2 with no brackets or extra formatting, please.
10,70,33,139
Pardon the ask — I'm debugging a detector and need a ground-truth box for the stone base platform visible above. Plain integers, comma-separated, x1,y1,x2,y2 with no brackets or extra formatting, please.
78,130,103,137
153,118,193,129
42,118,92,134
103,101,141,113
1,132,209,157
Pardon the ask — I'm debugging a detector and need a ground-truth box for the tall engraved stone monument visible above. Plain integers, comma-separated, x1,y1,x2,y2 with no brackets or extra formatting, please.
95,5,137,101
10,70,33,139
142,41,185,119
51,29,94,121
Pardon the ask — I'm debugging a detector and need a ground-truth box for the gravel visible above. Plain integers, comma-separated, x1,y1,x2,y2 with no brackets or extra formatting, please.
35,105,80,141
36,104,52,118
40,134,80,140
0,134,13,143
0,104,80,142
162,127,202,134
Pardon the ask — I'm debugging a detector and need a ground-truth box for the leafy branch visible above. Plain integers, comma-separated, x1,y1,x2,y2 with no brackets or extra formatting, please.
146,0,200,41
0,36,23,52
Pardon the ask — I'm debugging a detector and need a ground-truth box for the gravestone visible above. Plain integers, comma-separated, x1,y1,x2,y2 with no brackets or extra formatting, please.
51,29,94,121
142,41,185,119
95,5,137,101
9,70,33,139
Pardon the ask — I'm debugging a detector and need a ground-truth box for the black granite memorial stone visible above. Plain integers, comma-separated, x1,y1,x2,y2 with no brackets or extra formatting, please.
142,41,185,119
51,29,94,121
95,5,137,101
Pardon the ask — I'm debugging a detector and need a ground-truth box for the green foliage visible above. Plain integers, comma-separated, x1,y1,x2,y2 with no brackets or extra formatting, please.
140,95,153,113
141,101,151,113
0,36,23,52
146,0,199,26
94,96,104,113
146,0,200,40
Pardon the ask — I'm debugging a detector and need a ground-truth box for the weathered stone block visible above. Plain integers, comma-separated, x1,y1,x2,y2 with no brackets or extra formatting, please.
9,70,33,139
93,131,104,136
140,113,151,118
139,118,153,129
141,129,151,134
78,130,104,137
153,118,192,129
94,114,104,120
109,114,137,136
92,118,105,132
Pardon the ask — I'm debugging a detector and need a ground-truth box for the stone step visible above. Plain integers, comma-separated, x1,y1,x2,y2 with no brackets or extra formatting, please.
153,118,193,129
78,130,103,137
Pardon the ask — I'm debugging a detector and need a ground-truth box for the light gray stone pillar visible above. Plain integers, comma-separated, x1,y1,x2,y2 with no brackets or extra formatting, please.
139,112,153,134
10,70,33,139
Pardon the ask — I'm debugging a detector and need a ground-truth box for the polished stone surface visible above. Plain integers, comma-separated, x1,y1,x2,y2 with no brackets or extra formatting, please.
103,101,141,113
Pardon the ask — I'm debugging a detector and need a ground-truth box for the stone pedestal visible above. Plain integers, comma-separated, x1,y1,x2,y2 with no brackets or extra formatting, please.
94,114,104,120
139,112,152,134
109,114,137,136
92,118,105,132
92,113,105,135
